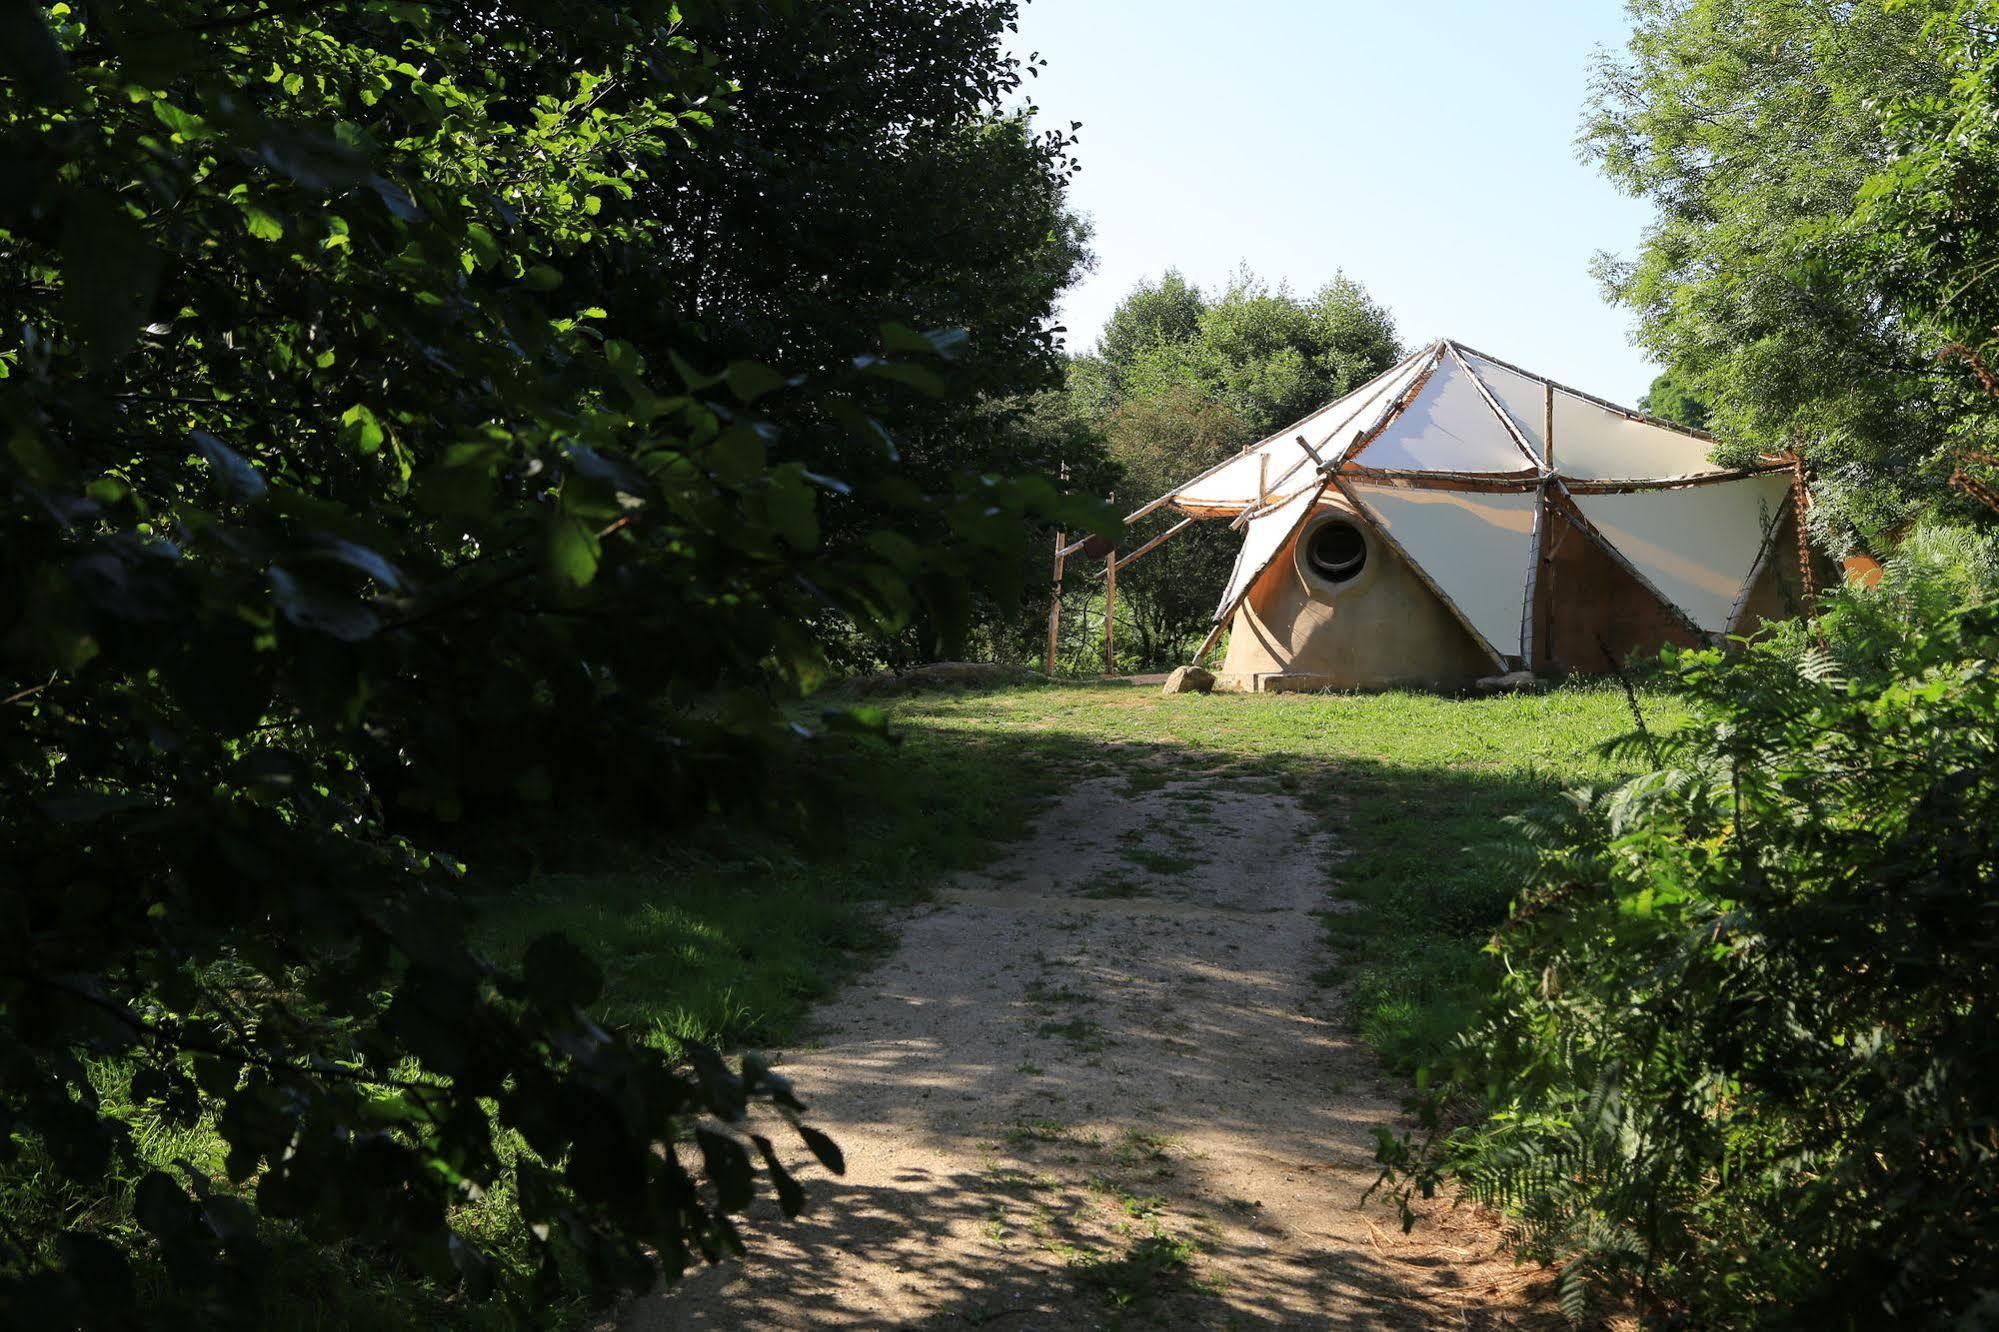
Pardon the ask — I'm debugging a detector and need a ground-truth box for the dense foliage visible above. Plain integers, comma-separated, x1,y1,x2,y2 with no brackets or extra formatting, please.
1381,533,1999,1325
0,0,1103,1323
1054,269,1400,669
1636,368,1708,432
1364,10,1999,1323
1582,0,1996,539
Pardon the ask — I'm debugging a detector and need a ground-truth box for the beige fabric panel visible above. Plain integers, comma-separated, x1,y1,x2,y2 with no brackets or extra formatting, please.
1212,483,1327,622
1348,354,1537,475
1461,352,1548,463
1551,390,1722,482
1347,482,1539,658
1571,471,1795,633
1170,349,1431,511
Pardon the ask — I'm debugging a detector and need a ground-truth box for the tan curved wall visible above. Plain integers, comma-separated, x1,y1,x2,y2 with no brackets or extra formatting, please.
1216,497,1494,691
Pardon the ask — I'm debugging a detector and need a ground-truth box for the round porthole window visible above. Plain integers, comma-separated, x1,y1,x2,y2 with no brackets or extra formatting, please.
1306,520,1368,585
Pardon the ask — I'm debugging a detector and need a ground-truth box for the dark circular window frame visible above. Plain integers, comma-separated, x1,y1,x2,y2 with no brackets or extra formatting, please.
1305,518,1370,586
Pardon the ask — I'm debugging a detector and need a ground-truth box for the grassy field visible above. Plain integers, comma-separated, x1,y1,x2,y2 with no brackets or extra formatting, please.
477,678,1677,1081
65,679,1669,1328
880,681,1675,1073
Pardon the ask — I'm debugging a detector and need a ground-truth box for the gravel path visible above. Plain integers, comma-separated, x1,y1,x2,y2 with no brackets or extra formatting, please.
614,769,1542,1329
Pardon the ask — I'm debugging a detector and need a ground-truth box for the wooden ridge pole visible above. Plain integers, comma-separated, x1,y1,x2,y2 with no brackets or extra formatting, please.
1114,515,1196,572
1791,453,1817,618
1445,342,1541,470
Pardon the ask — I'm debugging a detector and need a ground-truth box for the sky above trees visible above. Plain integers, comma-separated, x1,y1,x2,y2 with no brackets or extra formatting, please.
1008,0,1662,405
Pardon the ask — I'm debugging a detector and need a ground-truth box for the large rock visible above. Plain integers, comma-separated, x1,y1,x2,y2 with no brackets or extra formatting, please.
1474,669,1540,693
1161,665,1216,696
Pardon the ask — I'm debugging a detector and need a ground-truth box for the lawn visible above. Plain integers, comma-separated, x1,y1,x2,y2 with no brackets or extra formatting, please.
64,678,1667,1329
476,677,1677,1081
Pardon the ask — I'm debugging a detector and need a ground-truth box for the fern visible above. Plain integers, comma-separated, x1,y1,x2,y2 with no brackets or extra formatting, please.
1374,547,1999,1325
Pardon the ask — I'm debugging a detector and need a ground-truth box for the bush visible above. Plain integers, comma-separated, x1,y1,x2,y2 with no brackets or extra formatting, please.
1381,534,1999,1325
0,1,1106,1323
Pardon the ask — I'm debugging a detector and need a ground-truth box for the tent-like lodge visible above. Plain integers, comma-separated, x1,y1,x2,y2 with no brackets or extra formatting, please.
1057,339,1817,691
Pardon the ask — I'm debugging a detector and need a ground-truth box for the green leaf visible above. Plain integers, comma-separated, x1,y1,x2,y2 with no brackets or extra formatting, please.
694,1128,754,1213
723,360,788,403
241,205,284,241
546,512,600,588
708,427,766,484
464,223,500,271
751,1135,807,1217
767,465,819,549
523,264,564,291
339,404,385,455
190,430,268,501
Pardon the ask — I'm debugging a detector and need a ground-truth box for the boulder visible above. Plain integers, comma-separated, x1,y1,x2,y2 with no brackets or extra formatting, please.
1474,669,1541,693
1161,665,1216,696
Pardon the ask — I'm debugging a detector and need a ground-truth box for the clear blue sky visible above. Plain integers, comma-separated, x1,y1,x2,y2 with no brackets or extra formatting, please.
1007,0,1662,407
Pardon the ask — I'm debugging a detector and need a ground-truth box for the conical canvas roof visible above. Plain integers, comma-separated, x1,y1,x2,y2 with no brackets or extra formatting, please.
1344,351,1539,475
1159,338,1799,666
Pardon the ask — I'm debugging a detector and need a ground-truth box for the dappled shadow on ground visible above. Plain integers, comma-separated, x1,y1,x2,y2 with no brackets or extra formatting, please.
616,694,1566,1330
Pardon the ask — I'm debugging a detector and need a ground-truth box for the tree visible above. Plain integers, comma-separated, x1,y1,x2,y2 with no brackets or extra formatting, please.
1094,269,1205,376
626,2,1099,667
1098,387,1252,663
1637,368,1710,431
1106,269,1400,435
1581,0,1958,539
1849,0,1999,503
0,0,1105,1322
1065,268,1401,668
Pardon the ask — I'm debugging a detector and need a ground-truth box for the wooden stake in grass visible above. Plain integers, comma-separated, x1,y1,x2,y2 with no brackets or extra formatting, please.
1047,472,1068,675
1103,550,1117,676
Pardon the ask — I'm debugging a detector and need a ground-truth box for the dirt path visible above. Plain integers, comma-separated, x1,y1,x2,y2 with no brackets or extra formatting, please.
616,768,1541,1329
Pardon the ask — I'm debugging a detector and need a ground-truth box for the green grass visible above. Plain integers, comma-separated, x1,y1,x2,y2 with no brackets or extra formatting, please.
285,675,1661,1325
41,677,1665,1330
883,680,1673,1074
468,723,1061,1057
444,677,1665,1322
474,676,1662,1083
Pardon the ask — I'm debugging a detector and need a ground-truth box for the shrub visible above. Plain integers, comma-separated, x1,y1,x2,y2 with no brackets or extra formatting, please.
1381,535,1999,1325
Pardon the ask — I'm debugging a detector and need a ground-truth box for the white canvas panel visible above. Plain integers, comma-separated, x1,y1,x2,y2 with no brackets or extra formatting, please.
1571,472,1794,633
1462,352,1548,463
1170,348,1432,511
1213,483,1327,621
1348,354,1538,475
1551,391,1722,481
1348,482,1538,658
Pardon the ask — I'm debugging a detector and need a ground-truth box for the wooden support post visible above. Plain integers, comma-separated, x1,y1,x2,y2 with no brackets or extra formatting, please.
1102,551,1117,676
1791,454,1816,618
1045,462,1068,675
1045,524,1066,674
1193,615,1227,668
